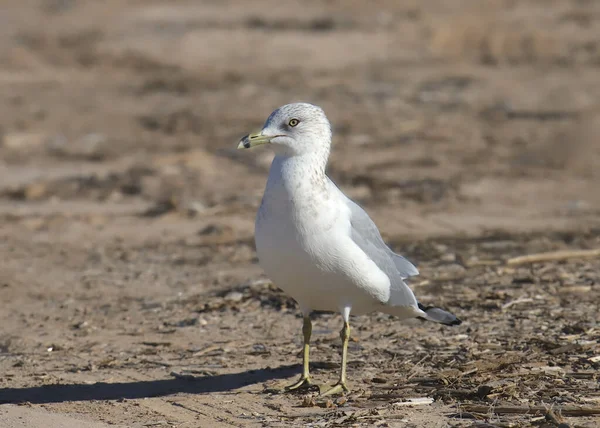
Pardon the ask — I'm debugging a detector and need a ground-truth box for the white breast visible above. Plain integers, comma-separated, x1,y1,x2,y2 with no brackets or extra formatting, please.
254,156,390,314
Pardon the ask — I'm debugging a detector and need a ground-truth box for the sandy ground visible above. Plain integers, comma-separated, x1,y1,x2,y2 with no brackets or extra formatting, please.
1,1,599,427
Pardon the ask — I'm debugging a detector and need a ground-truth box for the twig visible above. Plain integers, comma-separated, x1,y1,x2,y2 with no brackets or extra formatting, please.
545,408,568,427
170,371,198,380
506,110,579,121
565,372,597,380
392,397,433,406
407,355,431,380
460,404,600,417
139,359,172,367
502,297,534,310
506,249,600,266
192,345,223,357
466,259,502,267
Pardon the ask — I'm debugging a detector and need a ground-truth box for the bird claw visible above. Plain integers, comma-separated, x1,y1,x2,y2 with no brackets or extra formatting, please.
319,381,349,396
285,376,312,391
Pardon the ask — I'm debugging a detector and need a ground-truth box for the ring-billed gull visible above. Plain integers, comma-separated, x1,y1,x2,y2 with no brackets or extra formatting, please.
238,103,461,396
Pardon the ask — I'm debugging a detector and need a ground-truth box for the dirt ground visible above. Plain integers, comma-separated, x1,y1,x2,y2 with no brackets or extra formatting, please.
1,1,600,427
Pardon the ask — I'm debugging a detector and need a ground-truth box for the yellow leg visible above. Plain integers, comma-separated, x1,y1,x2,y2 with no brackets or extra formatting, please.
320,321,350,396
285,316,312,390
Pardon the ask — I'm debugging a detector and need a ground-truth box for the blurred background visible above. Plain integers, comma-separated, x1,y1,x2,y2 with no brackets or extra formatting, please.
2,0,599,237
1,1,599,427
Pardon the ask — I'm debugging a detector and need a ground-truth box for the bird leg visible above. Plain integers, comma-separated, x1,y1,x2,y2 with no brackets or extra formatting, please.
285,316,313,390
320,321,350,396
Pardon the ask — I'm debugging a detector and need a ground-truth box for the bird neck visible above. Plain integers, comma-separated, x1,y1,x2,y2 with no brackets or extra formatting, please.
275,149,329,180
261,150,332,229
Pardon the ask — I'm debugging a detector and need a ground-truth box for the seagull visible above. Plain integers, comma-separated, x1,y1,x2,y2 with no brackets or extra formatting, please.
238,103,461,396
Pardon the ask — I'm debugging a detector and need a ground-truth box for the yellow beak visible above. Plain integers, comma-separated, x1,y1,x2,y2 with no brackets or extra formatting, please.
237,131,272,149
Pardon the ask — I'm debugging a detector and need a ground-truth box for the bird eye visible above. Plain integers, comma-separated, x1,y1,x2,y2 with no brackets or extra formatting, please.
288,118,299,127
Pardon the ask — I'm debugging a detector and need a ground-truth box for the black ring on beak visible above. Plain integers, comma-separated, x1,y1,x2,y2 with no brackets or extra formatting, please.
241,135,251,148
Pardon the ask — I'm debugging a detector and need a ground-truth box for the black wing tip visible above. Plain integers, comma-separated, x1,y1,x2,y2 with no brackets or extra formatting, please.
418,302,462,326
446,317,462,326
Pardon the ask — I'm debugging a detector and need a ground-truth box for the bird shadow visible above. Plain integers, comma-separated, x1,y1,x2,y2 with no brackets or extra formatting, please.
0,364,300,404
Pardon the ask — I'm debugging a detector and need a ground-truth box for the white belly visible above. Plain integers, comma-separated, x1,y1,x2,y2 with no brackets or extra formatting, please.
254,178,390,315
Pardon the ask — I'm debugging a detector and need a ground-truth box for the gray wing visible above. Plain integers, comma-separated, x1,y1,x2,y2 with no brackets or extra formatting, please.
346,197,419,307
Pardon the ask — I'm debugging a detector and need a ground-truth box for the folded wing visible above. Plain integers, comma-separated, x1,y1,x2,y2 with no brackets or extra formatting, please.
345,198,419,308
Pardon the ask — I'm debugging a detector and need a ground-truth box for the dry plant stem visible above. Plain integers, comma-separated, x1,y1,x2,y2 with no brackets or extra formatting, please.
461,404,600,417
507,249,600,266
545,408,567,427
